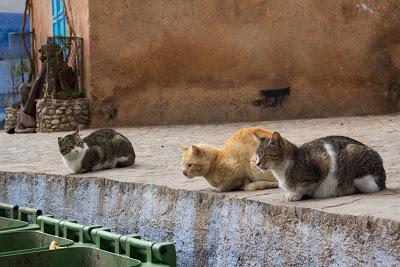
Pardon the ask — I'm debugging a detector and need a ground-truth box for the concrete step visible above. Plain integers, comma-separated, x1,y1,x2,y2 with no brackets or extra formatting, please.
1,114,400,265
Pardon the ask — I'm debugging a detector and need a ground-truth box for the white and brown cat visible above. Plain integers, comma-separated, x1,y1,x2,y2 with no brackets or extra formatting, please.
254,132,386,201
181,127,278,192
58,129,135,174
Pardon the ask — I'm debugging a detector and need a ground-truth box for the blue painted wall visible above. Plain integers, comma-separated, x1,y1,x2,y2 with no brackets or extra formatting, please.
0,12,29,128
0,13,29,57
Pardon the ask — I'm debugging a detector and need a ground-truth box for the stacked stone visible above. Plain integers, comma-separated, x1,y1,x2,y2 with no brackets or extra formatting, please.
36,98,90,133
4,108,19,132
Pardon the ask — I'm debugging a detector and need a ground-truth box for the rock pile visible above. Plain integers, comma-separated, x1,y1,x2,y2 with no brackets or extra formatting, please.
36,98,89,132
4,108,19,132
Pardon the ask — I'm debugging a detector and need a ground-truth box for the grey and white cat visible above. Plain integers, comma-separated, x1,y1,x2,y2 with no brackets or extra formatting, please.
254,132,386,201
58,129,135,174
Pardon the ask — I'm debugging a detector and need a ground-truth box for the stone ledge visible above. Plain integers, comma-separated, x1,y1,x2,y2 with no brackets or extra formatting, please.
1,171,399,266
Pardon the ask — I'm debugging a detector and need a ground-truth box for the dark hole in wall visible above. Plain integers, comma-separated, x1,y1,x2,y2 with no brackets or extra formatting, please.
252,87,290,108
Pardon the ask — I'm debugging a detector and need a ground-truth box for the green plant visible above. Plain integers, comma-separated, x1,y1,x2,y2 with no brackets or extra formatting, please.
11,61,30,78
53,90,85,100
43,84,53,99
9,60,30,106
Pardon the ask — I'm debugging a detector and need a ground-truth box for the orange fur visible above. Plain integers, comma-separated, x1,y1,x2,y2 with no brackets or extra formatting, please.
181,127,278,191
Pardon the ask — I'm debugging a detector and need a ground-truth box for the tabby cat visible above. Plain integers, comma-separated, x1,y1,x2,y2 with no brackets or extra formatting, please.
181,127,278,192
58,129,135,174
254,132,386,201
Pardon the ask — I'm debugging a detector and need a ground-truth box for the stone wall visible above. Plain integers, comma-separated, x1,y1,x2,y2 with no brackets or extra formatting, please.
1,172,399,267
4,108,18,133
36,98,89,132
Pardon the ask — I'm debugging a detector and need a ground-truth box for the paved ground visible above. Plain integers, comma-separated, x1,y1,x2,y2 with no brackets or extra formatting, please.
1,114,400,221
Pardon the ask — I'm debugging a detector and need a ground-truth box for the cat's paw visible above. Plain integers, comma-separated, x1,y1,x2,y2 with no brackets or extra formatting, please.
218,186,231,192
243,183,257,191
285,192,302,202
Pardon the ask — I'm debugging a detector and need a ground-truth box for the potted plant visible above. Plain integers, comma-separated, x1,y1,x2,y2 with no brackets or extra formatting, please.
36,36,88,133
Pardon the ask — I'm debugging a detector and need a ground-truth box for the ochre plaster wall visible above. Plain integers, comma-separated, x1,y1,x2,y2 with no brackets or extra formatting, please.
34,1,400,126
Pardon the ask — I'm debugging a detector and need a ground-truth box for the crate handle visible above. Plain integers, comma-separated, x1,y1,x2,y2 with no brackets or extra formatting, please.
37,215,62,236
125,236,154,262
0,203,18,219
152,242,176,267
94,229,122,254
18,207,42,224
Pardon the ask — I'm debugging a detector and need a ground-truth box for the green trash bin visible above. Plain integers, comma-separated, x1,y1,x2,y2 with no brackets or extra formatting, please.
0,231,74,256
0,217,28,231
0,246,142,267
0,216,40,233
0,204,176,267
37,217,176,267
0,203,42,233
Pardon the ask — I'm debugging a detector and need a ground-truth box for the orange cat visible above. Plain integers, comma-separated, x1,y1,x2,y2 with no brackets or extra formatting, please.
181,127,278,191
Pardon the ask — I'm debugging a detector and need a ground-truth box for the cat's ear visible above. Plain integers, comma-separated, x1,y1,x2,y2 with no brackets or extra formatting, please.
253,129,266,144
271,132,282,141
181,146,189,152
73,129,80,138
191,145,202,156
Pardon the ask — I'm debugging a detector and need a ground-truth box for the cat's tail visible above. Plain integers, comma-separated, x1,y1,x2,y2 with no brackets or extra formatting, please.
116,150,135,168
121,144,135,166
125,140,136,165
129,149,136,165
376,166,386,191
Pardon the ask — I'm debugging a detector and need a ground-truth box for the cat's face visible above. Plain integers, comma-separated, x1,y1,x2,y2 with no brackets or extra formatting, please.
181,145,210,178
254,132,285,170
58,130,85,159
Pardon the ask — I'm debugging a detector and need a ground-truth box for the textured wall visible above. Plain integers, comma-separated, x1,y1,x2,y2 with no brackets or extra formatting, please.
87,0,400,126
31,0,400,126
1,172,400,266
